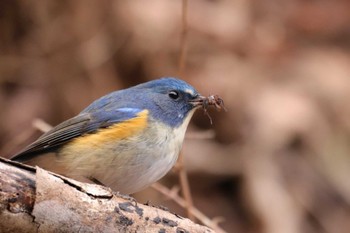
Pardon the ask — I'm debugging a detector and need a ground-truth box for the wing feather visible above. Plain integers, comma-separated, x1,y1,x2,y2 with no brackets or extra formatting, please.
11,108,143,162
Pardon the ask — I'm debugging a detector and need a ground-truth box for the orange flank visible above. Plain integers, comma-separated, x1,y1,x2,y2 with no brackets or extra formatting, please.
67,110,149,148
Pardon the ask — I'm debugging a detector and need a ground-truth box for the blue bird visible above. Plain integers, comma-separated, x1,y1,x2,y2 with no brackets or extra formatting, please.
11,77,206,194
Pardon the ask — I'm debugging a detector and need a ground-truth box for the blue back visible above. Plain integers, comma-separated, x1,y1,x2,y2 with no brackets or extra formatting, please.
82,78,199,127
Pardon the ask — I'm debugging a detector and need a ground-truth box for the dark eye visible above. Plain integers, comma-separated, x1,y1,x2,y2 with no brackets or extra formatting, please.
168,90,179,100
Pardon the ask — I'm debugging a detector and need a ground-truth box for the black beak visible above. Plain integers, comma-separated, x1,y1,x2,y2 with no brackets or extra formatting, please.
189,95,206,108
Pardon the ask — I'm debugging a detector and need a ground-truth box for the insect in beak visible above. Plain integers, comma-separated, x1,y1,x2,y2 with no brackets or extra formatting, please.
190,94,227,124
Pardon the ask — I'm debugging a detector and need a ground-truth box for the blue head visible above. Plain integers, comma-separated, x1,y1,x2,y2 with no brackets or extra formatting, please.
83,77,204,128
132,77,203,127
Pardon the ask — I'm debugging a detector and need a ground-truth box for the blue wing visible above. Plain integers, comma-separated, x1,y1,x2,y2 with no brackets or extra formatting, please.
11,107,144,162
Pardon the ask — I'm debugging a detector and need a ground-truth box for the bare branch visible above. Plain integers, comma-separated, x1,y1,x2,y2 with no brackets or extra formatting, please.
0,157,214,233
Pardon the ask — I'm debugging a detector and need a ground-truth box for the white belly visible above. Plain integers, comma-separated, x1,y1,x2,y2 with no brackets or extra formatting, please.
58,116,192,194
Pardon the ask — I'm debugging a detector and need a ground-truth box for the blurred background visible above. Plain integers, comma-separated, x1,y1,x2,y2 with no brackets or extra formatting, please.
1,0,350,232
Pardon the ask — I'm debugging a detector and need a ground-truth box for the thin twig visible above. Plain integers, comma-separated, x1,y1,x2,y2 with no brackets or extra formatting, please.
178,151,195,220
185,130,216,140
1,118,52,157
177,0,195,221
152,183,227,233
178,0,188,76
32,118,53,132
0,127,36,157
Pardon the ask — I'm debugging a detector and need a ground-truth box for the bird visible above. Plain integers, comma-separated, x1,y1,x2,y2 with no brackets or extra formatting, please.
11,77,207,194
